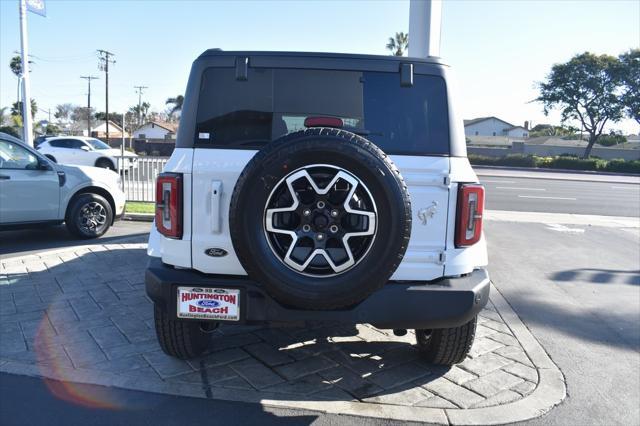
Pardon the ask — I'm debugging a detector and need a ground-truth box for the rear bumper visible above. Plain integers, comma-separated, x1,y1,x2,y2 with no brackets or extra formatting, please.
145,257,490,329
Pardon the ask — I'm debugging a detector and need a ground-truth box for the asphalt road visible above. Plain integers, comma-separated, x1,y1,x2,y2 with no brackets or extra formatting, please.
487,220,639,426
480,176,640,217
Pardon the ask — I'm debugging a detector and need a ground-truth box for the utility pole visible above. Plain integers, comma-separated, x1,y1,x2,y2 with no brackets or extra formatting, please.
97,50,115,143
80,76,98,137
134,85,148,127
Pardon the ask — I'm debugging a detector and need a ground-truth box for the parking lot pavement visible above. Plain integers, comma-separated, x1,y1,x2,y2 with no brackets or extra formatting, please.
0,239,564,425
0,220,151,259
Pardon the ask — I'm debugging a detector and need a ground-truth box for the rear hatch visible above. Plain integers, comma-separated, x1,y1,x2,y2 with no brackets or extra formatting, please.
188,58,452,280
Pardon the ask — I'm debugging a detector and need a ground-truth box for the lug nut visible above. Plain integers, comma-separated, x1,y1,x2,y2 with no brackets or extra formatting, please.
316,233,325,241
330,210,339,217
329,225,339,233
302,224,311,232
317,201,325,209
303,209,311,217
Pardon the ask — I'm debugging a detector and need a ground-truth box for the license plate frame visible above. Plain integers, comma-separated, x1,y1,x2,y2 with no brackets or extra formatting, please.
176,287,240,321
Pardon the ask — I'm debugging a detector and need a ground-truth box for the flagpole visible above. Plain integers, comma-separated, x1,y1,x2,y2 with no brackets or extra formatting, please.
19,0,33,146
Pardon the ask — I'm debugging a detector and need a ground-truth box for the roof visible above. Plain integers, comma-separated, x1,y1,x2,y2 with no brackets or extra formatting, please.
138,121,178,133
463,116,517,129
197,50,448,66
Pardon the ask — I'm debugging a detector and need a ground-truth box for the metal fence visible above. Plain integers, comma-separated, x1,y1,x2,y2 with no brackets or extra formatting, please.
118,156,169,202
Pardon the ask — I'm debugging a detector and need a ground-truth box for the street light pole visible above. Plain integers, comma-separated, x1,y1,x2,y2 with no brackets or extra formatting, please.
18,0,33,146
81,76,98,137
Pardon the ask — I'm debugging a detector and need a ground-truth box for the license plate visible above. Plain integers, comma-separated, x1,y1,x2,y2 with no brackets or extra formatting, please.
177,287,240,321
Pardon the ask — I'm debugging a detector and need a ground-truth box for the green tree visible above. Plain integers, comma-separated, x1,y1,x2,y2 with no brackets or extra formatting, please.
11,99,37,120
71,105,94,123
165,95,184,117
617,49,640,125
536,52,624,158
386,32,409,56
54,103,74,123
0,107,7,126
95,111,123,125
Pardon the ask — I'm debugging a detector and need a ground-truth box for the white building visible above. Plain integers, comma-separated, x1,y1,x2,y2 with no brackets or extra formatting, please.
133,121,177,139
464,117,529,139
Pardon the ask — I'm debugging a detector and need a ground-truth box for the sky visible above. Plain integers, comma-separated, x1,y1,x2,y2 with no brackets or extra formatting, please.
1,0,639,133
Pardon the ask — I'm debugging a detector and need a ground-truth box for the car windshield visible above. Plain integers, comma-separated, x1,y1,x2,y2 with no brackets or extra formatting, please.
86,138,111,150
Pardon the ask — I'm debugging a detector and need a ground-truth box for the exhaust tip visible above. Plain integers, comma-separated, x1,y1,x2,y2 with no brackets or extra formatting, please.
393,329,407,336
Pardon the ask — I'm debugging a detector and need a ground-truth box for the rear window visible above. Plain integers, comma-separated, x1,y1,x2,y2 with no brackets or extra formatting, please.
195,67,450,155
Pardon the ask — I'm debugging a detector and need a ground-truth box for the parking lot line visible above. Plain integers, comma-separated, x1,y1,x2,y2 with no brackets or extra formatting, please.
518,195,577,200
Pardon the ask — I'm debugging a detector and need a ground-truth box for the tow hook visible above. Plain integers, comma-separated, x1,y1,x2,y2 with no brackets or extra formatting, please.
393,329,407,336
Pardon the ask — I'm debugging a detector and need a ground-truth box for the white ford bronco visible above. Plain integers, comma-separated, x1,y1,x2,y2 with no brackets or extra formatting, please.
146,51,489,366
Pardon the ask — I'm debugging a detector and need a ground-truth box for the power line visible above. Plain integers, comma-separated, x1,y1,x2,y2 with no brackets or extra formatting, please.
97,49,115,142
81,76,99,136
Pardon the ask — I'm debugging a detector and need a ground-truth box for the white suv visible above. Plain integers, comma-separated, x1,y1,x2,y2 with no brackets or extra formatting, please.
146,51,489,366
37,136,137,171
0,133,125,238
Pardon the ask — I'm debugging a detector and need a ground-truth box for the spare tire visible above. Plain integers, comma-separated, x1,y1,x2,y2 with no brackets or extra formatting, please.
229,128,411,310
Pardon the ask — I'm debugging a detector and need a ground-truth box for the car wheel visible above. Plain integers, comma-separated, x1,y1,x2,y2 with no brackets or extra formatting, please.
44,154,57,163
154,304,216,359
65,193,113,239
229,128,412,310
96,158,116,171
415,316,478,365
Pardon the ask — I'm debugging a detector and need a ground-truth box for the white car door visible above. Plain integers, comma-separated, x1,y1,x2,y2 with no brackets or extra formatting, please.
0,140,60,224
46,139,76,164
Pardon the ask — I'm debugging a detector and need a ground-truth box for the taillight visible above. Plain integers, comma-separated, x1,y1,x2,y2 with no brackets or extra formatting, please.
155,173,183,239
455,184,484,248
304,116,344,128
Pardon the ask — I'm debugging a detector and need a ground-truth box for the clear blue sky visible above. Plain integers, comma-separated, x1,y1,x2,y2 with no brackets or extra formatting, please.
1,0,638,133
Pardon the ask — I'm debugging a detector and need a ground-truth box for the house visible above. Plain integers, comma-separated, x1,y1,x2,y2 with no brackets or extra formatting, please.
66,120,129,138
133,121,178,139
464,117,529,139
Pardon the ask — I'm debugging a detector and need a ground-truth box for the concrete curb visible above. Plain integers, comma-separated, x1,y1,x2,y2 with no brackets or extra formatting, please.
123,213,154,222
0,246,566,425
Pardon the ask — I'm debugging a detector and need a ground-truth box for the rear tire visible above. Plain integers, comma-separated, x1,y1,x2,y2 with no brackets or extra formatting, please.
415,316,478,365
154,305,214,359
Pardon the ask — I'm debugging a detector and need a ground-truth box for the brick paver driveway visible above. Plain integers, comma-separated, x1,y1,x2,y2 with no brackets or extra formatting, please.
0,239,565,424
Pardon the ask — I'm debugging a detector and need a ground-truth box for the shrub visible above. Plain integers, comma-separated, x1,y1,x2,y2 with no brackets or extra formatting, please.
498,154,538,167
548,157,607,170
0,126,20,138
597,133,627,146
604,159,640,174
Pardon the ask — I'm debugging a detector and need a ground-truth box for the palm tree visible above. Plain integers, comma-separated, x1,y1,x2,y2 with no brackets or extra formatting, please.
386,32,409,56
10,56,23,105
166,95,184,118
11,99,37,120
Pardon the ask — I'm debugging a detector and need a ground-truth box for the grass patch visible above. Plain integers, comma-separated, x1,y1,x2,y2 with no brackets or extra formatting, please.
125,201,155,214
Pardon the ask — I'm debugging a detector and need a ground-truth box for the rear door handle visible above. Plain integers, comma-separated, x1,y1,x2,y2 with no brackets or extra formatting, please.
0,175,10,180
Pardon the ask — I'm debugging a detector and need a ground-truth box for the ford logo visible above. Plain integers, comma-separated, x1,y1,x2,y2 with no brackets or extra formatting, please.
197,300,220,308
205,248,228,257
